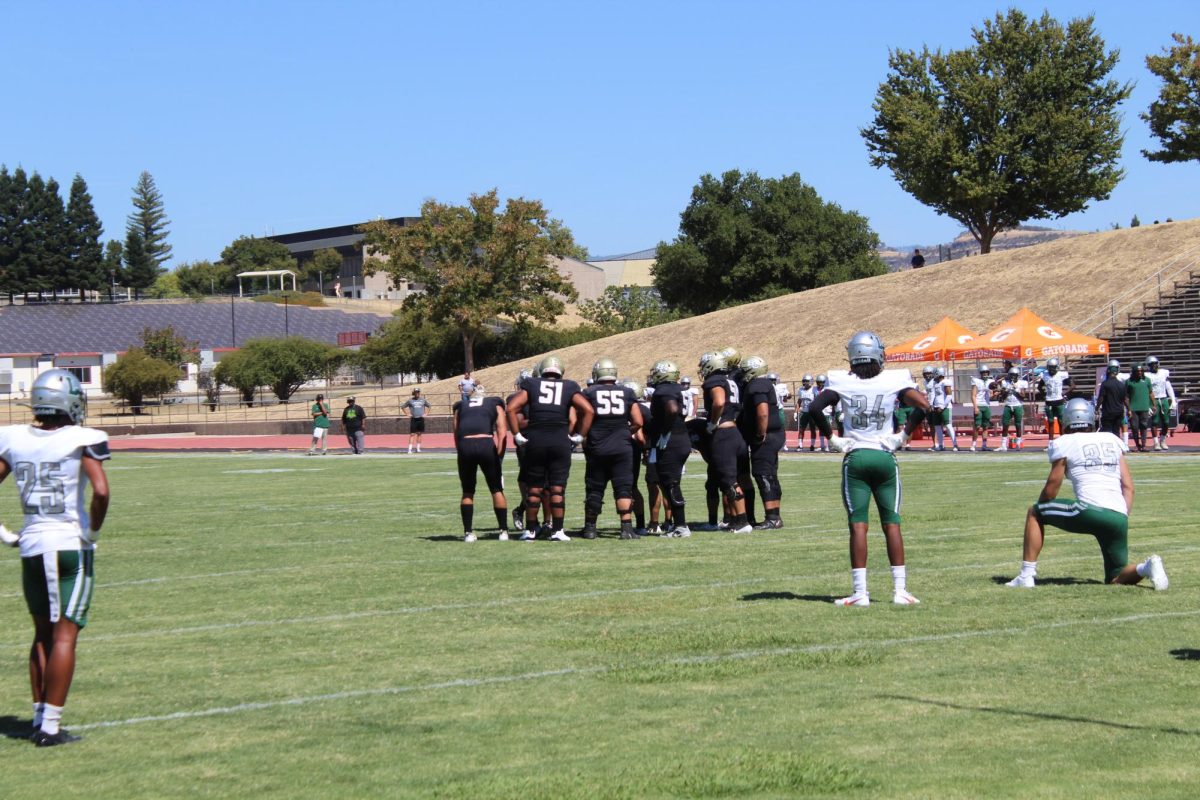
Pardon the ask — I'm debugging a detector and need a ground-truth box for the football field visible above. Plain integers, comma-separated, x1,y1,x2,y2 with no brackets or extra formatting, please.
0,450,1197,798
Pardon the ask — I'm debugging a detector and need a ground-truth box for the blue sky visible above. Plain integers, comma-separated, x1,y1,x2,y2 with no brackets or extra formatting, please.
2,0,1195,263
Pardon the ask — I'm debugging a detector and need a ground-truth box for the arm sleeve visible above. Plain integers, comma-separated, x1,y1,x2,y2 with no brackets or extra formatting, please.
808,389,839,438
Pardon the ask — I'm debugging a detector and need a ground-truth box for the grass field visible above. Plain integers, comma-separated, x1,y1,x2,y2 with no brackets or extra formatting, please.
0,450,1197,799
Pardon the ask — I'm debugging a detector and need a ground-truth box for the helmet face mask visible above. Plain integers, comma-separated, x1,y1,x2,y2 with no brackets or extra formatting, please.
31,369,87,425
1064,397,1095,431
815,374,827,386
1107,358,1120,375
802,374,813,386
719,347,741,370
1145,355,1159,372
979,365,991,376
1047,357,1059,375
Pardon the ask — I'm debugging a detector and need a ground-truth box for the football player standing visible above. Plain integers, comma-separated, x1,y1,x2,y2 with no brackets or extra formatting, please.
1038,358,1071,442
970,365,995,451
0,370,111,746
1005,398,1167,590
740,356,786,529
506,356,594,541
580,358,644,540
809,332,930,607
699,352,753,534
646,360,694,537
1145,355,1176,450
796,375,818,451
453,384,510,542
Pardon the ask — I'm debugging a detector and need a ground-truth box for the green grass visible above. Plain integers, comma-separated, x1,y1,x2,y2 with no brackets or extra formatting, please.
0,451,1197,798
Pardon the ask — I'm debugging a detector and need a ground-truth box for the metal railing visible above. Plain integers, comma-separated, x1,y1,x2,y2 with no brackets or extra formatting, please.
1074,243,1200,338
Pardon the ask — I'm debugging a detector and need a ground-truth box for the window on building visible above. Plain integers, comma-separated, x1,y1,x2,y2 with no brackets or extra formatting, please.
66,367,92,384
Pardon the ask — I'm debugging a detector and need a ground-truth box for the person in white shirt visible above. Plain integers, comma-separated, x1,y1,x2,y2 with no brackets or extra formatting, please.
795,375,818,451
680,376,699,420
997,367,1028,450
1038,358,1071,442
1005,397,1167,590
970,365,995,451
929,367,958,451
769,374,791,450
1144,355,1176,450
0,370,111,747
809,332,931,607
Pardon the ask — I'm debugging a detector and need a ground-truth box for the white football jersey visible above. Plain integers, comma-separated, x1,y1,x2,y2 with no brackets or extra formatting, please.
931,379,952,409
0,424,110,557
773,383,790,406
1147,369,1172,399
998,378,1026,407
826,369,917,450
1047,431,1128,514
971,377,991,406
797,386,815,412
1041,371,1069,402
682,387,698,419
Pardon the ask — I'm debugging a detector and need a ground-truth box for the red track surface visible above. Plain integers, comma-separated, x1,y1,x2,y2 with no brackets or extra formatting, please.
106,431,1200,452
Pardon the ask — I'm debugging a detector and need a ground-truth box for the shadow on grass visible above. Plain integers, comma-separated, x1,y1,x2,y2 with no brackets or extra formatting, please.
740,591,839,603
988,575,1103,586
878,694,1199,736
1170,648,1200,661
0,715,32,740
420,535,465,542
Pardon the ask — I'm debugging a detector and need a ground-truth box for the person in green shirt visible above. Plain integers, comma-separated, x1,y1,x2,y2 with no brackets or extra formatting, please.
1125,365,1153,452
308,394,331,455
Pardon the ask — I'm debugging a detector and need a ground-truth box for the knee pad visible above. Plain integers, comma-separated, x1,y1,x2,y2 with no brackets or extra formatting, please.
664,481,686,507
720,482,743,504
585,489,604,514
754,473,781,502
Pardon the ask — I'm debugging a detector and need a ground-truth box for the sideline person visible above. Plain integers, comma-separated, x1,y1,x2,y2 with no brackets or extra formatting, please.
308,394,330,455
342,396,367,454
401,388,432,453
0,369,111,746
1005,398,1167,591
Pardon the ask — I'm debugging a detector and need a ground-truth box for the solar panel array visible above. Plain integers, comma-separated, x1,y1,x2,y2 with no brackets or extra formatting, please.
0,301,393,354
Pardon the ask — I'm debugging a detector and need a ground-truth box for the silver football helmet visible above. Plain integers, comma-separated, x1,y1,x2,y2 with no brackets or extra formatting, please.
979,365,991,376
621,379,642,398
801,374,813,386
740,355,769,381
815,373,827,386
1106,359,1120,374
698,352,727,378
934,367,945,378
1064,397,1095,431
31,369,87,424
768,373,779,383
922,367,934,379
1145,355,1159,372
592,357,618,383
1046,357,1060,374
847,331,885,366
648,360,680,386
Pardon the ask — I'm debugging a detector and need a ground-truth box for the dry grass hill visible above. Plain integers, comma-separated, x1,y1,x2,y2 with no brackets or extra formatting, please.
409,218,1200,400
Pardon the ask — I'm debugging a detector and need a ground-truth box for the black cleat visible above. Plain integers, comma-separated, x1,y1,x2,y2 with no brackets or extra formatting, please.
32,729,81,747
580,525,598,540
512,510,525,531
619,526,638,540
753,518,784,530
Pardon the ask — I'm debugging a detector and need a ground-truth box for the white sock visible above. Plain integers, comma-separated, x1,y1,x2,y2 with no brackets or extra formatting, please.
891,564,907,592
935,428,944,448
1019,560,1037,579
32,701,44,729
851,567,867,596
41,703,63,735
1136,558,1152,577
1016,437,1023,446
1123,431,1129,445
948,428,957,446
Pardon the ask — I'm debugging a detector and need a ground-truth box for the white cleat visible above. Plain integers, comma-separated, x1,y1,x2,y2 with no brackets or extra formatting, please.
1145,554,1169,591
892,589,921,605
666,526,692,538
463,532,477,543
1005,574,1035,588
520,530,536,541
730,524,753,534
548,530,571,542
969,445,977,452
497,531,509,541
1160,440,1169,451
834,592,870,607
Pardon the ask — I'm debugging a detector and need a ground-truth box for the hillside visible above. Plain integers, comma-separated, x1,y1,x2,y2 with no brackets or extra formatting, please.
878,226,1085,271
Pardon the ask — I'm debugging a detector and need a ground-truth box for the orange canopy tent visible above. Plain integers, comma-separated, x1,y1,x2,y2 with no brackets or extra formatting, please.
945,307,1109,362
885,316,983,363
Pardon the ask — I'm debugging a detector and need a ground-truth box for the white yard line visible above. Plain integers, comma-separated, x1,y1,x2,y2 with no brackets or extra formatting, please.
70,608,1200,733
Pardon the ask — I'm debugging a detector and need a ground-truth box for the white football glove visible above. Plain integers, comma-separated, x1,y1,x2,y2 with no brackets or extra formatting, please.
880,431,910,452
568,433,583,445
0,524,18,548
656,434,671,451
514,432,529,445
828,436,855,453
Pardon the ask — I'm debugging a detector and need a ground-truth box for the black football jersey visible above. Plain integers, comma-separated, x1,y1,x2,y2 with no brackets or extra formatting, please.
454,395,505,437
519,377,581,430
648,381,688,439
740,376,782,435
702,373,742,424
583,383,638,455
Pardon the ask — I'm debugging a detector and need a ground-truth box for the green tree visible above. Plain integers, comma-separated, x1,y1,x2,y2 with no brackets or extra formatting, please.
578,286,685,332
653,171,884,315
102,347,180,413
306,248,343,293
145,271,185,299
102,239,124,300
220,235,298,292
0,166,27,301
174,259,234,295
861,10,1132,254
1131,214,1142,228
231,337,344,402
123,227,158,299
1142,33,1200,163
355,308,464,381
361,189,580,373
213,348,271,405
140,325,199,367
127,171,172,268
65,174,105,297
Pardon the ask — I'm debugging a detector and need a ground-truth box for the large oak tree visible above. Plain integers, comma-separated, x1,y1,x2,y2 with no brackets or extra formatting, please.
861,10,1131,254
1142,33,1200,164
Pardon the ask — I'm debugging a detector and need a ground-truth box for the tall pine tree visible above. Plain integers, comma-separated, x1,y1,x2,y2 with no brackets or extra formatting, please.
23,173,61,300
0,166,16,301
103,239,124,301
65,174,105,299
127,171,172,269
